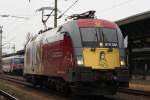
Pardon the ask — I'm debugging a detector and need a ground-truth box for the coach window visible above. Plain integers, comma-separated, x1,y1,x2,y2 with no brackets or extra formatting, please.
14,58,20,64
20,58,24,63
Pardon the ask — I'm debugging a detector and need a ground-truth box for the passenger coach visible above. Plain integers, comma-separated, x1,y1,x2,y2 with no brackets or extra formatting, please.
2,55,24,75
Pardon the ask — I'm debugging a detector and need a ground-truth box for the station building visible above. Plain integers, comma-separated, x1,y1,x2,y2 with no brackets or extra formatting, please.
116,10,150,79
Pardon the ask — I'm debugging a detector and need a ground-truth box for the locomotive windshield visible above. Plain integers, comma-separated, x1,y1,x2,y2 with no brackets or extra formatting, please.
80,28,99,47
102,28,117,42
80,27,118,47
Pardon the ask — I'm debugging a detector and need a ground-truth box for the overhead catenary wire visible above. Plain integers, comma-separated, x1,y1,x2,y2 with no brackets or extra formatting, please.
98,0,135,14
57,0,79,19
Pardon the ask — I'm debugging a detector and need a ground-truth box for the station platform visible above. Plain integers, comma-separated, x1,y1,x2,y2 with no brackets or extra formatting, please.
129,79,150,92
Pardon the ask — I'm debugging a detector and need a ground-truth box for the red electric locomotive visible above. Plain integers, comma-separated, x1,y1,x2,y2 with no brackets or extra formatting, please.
24,11,129,95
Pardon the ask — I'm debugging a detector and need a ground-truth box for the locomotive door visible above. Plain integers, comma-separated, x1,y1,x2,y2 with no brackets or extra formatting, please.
31,43,39,74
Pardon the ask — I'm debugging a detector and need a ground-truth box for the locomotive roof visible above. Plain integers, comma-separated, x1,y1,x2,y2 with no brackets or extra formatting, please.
39,18,117,34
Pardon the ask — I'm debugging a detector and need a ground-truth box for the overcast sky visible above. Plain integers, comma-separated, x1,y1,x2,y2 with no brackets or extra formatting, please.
0,0,150,53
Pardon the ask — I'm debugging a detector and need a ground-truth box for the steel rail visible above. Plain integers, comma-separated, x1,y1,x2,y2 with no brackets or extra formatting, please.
0,74,31,86
0,89,18,100
118,88,150,97
0,75,116,98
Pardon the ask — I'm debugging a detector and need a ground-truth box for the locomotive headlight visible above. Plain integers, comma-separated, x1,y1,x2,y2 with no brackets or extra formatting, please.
99,42,103,47
120,60,125,66
77,56,84,65
77,60,83,65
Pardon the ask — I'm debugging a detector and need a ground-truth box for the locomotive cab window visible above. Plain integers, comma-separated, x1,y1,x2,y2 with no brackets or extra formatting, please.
80,27,118,48
102,28,118,47
80,28,100,47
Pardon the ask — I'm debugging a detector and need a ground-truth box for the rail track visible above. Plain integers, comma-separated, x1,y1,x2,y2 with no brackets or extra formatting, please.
118,88,150,97
1,74,150,99
0,74,115,100
0,89,18,100
0,74,31,86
